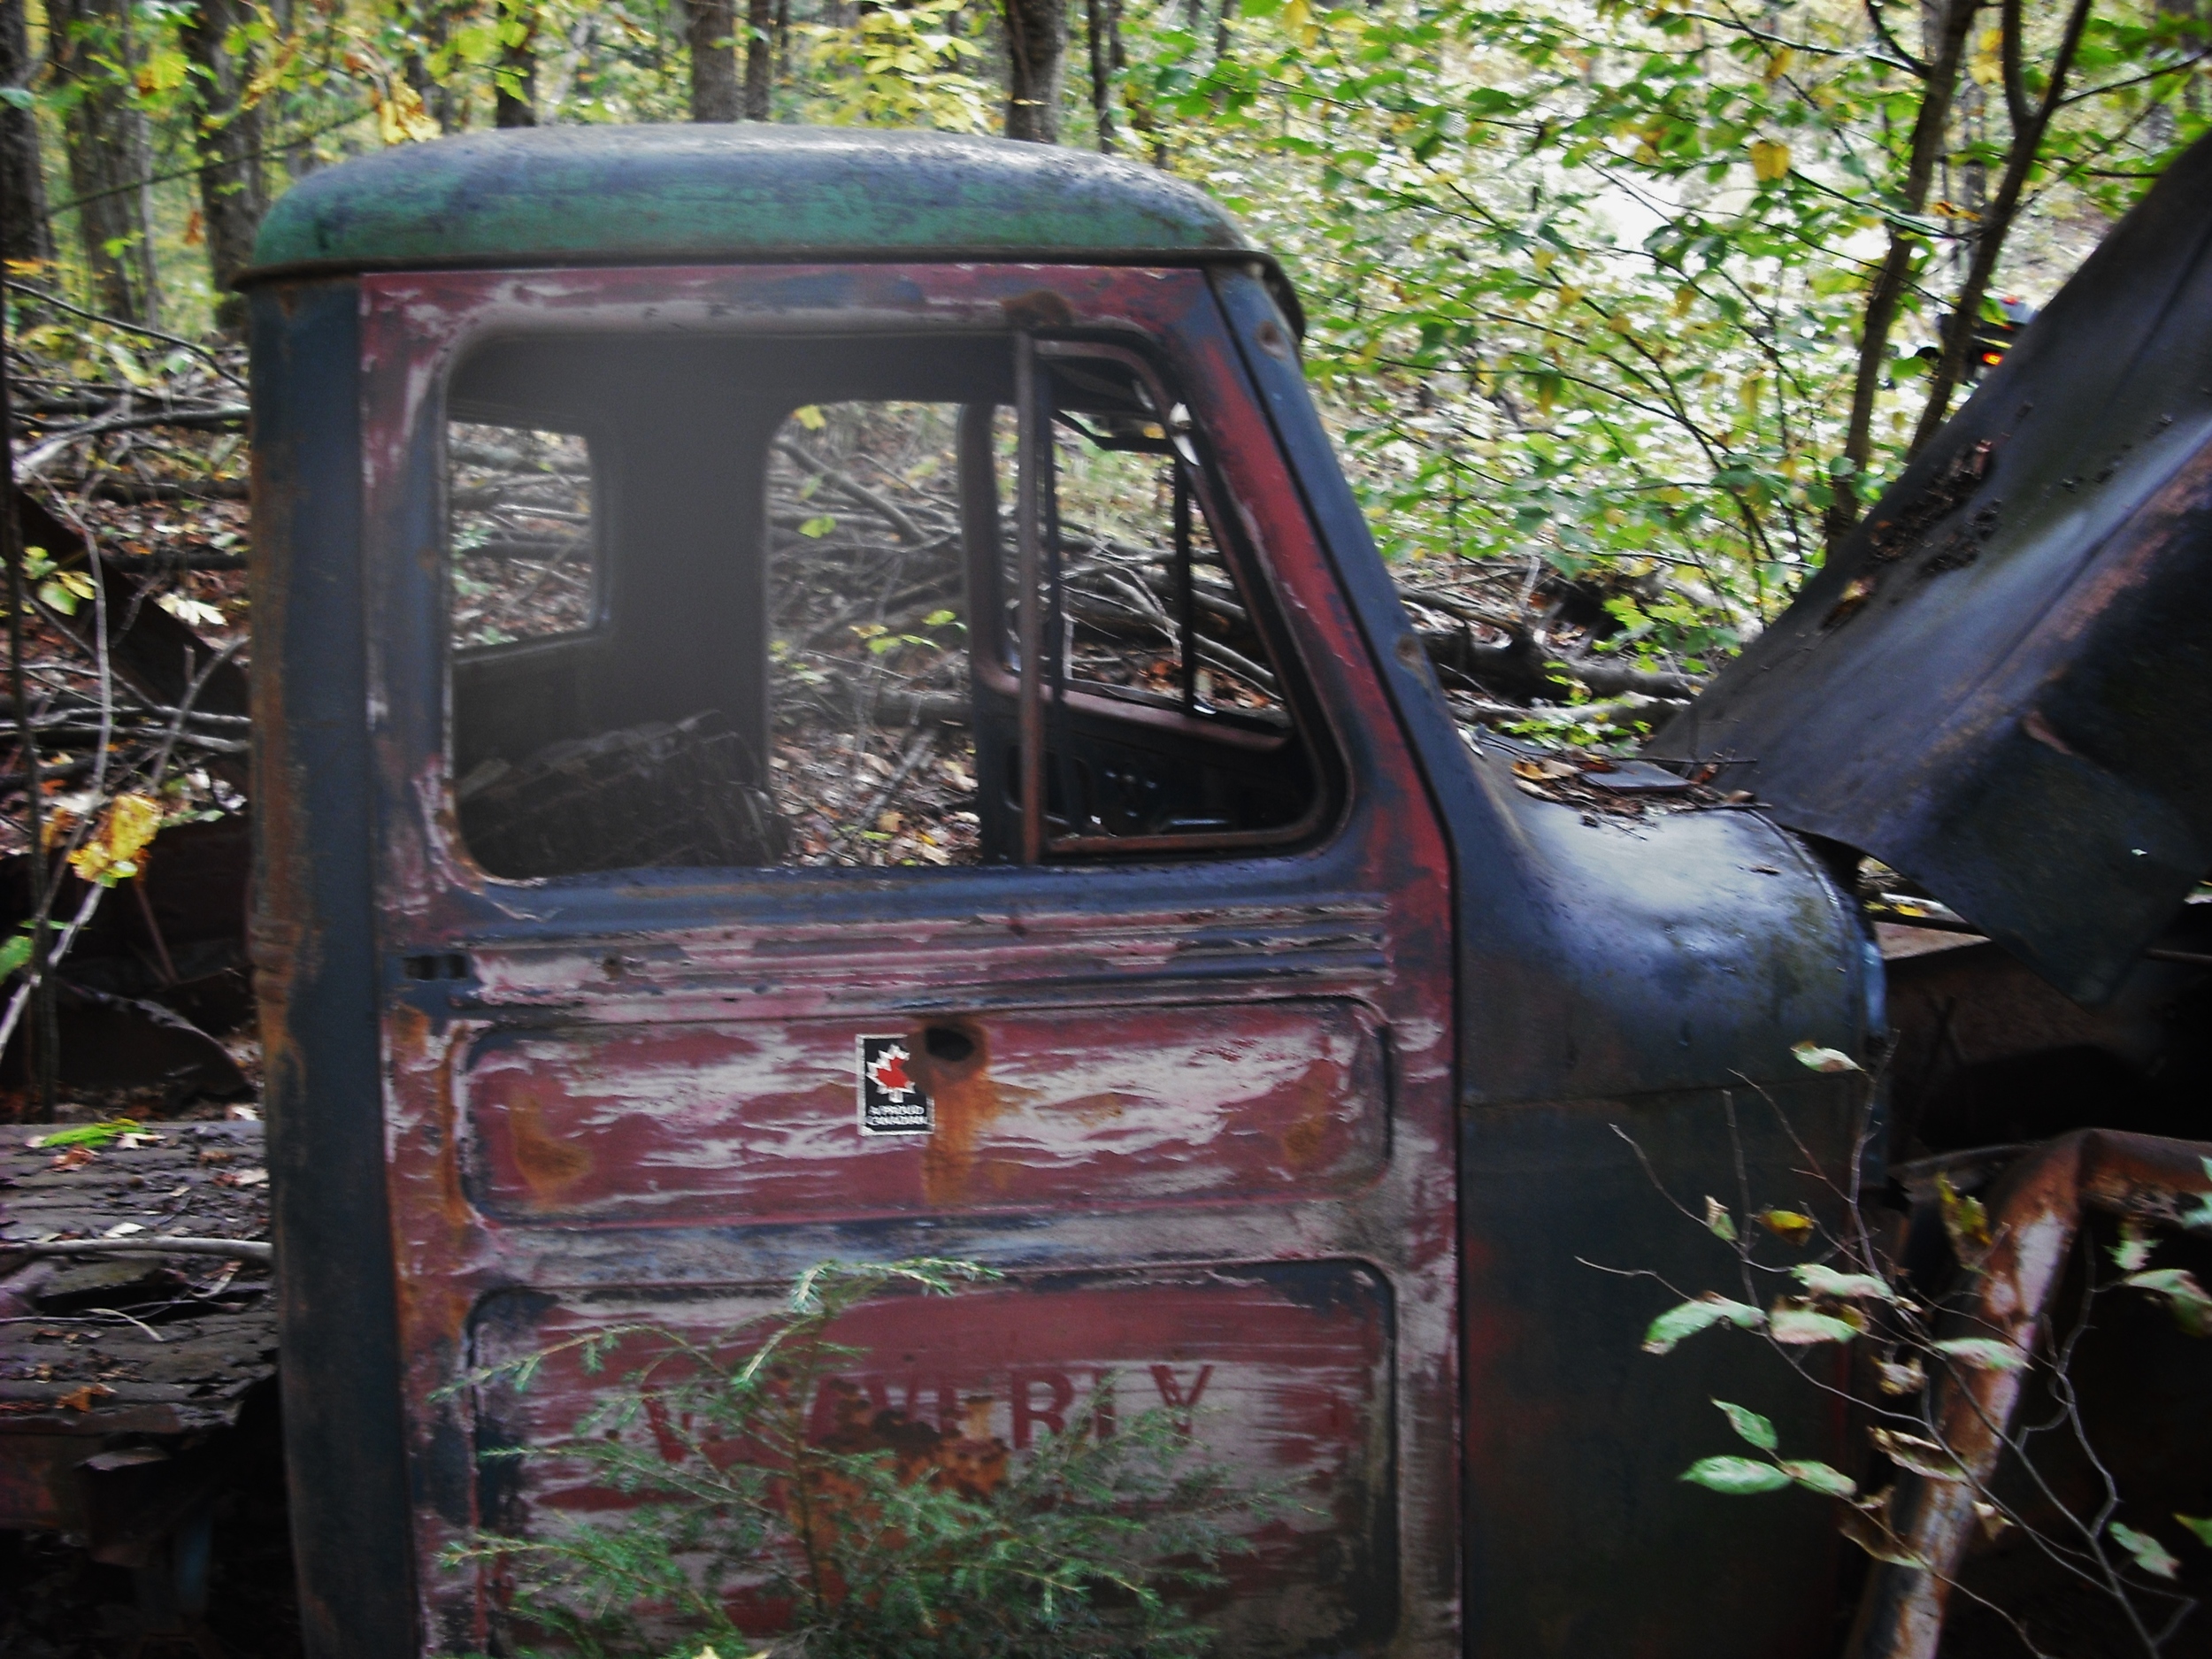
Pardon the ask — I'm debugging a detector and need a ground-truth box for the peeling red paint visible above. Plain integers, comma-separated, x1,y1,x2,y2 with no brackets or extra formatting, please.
347,263,1459,1655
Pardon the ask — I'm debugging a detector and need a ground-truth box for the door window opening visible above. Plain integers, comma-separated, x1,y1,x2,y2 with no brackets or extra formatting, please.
764,401,979,867
440,334,1328,881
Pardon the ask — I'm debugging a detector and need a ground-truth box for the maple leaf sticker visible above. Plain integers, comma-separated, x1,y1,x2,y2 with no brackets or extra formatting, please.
857,1034,933,1135
868,1044,915,1100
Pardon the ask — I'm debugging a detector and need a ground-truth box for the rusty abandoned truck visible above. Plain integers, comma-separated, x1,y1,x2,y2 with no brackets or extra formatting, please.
242,125,2212,1658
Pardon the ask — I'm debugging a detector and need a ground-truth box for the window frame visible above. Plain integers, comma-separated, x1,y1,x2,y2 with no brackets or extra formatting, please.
426,314,1345,889
1004,336,1331,862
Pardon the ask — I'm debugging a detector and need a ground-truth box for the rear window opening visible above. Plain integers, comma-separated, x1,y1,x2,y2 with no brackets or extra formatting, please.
448,424,598,648
442,333,1330,881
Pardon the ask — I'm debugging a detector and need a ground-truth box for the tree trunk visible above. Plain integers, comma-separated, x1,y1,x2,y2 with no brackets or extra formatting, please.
0,0,50,270
181,0,266,326
1908,0,2095,453
1085,0,1118,151
495,2,537,127
744,0,774,120
46,0,150,322
404,0,460,133
1002,0,1065,142
1822,0,1978,551
119,0,158,326
687,0,739,121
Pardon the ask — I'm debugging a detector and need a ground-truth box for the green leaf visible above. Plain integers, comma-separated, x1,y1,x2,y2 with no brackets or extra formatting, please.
2110,1219,2154,1272
1790,1041,1860,1073
1680,1455,1790,1494
798,515,838,538
1714,1399,1776,1452
26,1119,142,1151
1641,1294,1765,1355
1794,1263,1899,1302
1701,1194,1739,1242
1769,1306,1861,1346
2122,1268,2212,1338
1875,1356,1926,1396
1870,1427,1967,1481
1842,1503,1929,1567
0,931,30,979
1932,1337,2025,1371
2108,1520,2180,1580
2178,1161,2212,1231
2175,1514,2212,1549
1937,1173,1993,1258
1779,1460,1858,1499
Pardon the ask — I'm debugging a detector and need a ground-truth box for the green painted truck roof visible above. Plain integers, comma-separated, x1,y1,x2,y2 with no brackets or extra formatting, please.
246,125,1256,278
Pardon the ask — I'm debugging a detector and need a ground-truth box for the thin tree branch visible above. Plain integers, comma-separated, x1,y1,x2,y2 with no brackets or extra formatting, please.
1863,0,1931,76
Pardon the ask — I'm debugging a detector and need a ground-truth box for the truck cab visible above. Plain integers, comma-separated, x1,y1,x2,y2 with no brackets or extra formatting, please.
246,125,1900,1658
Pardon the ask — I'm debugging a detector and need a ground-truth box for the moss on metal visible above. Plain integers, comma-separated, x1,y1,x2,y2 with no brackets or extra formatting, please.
248,126,1254,278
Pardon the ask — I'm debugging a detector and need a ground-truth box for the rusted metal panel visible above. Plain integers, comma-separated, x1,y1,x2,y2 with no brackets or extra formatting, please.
1658,129,2212,1006
1846,1130,2212,1659
247,139,1881,1659
1456,1088,1857,1659
1213,267,1876,1658
475,1265,1397,1651
348,262,1460,1656
247,279,419,1657
463,999,1389,1223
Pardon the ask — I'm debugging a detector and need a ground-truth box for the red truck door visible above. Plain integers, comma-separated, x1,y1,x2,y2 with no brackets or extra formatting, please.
357,262,1457,1655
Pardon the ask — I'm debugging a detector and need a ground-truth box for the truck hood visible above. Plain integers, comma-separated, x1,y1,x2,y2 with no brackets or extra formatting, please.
1655,132,2212,1007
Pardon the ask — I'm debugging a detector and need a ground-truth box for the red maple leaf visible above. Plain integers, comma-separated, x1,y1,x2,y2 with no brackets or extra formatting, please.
869,1045,912,1096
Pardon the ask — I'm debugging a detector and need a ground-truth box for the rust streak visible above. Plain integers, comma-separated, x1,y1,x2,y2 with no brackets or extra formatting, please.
915,1020,1000,1208
506,1086,595,1198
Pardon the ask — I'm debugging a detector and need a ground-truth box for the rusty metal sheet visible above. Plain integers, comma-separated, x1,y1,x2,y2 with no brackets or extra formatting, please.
1213,267,1877,1658
462,1000,1387,1223
344,262,1460,1657
1656,128,2212,1005
469,1265,1395,1651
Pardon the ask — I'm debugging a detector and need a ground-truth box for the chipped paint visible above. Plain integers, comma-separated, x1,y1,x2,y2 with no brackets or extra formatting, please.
460,1000,1387,1222
332,262,1459,1656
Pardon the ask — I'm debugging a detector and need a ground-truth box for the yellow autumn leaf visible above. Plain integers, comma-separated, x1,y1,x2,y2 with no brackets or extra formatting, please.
1749,139,1791,183
68,793,164,887
373,83,440,146
1969,26,2003,87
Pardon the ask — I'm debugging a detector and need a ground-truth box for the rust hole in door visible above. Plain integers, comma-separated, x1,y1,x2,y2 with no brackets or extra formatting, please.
918,1018,999,1205
924,1025,976,1064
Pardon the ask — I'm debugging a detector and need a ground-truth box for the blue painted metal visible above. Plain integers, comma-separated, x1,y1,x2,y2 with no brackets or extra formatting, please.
247,279,418,1658
1661,128,2212,1007
1211,265,1874,1657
